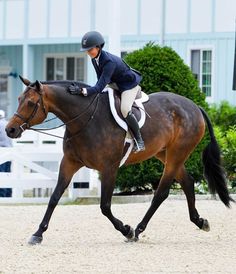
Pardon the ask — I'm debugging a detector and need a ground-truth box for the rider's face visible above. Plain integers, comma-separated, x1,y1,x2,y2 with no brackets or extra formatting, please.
86,47,100,58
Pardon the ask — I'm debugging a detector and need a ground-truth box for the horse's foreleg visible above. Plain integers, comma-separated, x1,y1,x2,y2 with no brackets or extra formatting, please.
176,167,210,231
100,168,134,241
28,157,82,245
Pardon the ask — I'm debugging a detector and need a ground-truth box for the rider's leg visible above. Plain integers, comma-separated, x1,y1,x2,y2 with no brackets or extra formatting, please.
121,86,145,152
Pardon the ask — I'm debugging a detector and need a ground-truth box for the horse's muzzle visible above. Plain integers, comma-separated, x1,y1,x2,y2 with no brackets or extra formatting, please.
5,126,23,138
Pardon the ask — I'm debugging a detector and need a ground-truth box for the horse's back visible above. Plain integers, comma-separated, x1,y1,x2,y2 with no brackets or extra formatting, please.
149,91,201,113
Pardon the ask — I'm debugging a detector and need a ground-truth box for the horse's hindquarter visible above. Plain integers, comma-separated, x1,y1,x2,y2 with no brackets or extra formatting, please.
126,92,205,164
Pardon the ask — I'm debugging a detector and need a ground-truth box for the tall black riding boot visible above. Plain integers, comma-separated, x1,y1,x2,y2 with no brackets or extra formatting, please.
125,111,145,153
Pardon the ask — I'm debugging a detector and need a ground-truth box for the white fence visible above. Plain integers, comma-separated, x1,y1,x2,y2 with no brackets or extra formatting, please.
0,128,101,203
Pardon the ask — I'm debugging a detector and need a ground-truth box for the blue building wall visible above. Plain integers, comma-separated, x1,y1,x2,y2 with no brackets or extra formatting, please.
0,0,236,123
0,45,23,113
33,44,82,80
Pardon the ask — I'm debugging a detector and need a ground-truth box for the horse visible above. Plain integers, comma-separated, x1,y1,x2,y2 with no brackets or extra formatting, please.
5,76,234,245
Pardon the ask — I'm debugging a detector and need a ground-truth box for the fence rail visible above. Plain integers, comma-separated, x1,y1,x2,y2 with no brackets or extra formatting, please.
0,129,100,203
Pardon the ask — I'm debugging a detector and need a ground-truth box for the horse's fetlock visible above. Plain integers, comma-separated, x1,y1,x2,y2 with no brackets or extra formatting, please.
40,223,48,232
137,223,146,233
190,215,199,223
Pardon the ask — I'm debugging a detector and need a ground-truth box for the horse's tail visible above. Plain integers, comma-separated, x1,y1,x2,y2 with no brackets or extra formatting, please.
199,107,235,207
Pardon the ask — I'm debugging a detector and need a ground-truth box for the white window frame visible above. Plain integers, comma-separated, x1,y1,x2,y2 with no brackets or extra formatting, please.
43,53,87,82
187,45,215,103
0,67,12,117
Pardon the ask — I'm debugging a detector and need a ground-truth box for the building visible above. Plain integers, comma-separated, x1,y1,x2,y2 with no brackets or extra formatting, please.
0,0,236,122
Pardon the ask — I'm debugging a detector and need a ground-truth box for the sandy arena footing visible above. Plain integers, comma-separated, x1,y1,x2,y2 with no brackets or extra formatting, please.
0,199,235,273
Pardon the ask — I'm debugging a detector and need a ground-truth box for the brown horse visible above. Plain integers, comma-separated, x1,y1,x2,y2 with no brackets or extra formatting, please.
6,77,234,245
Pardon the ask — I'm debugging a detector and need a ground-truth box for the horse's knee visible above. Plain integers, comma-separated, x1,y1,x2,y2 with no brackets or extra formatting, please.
48,194,60,208
160,189,170,200
100,203,111,216
153,188,170,204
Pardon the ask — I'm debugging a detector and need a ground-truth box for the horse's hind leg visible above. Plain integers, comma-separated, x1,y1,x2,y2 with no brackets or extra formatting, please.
100,167,134,240
176,167,210,231
134,163,176,240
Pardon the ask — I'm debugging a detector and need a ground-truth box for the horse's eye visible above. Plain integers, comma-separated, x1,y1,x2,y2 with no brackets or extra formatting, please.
28,100,36,107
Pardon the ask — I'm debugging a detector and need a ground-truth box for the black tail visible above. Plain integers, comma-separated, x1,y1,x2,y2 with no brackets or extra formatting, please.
199,107,234,207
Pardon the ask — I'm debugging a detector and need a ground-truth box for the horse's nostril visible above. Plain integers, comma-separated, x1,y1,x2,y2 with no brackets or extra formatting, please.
5,127,16,136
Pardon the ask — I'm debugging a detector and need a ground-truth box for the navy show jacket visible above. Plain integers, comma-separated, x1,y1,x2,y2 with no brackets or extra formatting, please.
86,50,142,95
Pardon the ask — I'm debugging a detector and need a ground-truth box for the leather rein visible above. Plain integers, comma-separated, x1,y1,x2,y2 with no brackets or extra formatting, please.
14,84,100,141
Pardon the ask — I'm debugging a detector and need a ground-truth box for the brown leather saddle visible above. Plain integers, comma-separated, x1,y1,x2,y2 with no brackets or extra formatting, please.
112,88,143,121
106,87,149,132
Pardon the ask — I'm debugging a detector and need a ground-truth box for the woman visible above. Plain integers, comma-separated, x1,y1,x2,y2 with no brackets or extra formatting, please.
68,31,145,152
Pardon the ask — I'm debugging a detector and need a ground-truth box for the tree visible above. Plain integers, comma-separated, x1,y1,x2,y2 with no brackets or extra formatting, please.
116,43,209,191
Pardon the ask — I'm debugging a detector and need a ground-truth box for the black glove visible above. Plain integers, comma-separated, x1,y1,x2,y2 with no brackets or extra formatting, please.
68,83,83,95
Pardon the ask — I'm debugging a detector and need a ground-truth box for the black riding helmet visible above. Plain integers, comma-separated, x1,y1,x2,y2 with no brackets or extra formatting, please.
80,31,105,52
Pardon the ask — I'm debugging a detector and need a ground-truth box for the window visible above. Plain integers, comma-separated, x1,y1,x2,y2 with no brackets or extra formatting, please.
0,72,9,115
190,49,212,97
121,51,128,59
45,55,86,82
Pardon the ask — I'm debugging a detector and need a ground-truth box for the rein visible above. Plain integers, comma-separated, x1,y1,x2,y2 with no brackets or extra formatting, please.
29,92,100,141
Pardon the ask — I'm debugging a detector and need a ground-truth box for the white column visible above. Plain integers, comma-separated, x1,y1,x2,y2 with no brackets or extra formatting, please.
22,44,34,80
108,0,121,56
160,0,166,46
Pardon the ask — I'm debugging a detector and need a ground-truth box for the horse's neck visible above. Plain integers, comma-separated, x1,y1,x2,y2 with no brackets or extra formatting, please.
45,86,103,128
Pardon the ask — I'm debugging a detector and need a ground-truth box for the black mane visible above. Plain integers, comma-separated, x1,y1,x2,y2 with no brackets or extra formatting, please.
41,80,90,89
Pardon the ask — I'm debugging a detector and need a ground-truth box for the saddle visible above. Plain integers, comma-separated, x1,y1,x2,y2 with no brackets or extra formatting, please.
104,87,149,131
103,87,149,166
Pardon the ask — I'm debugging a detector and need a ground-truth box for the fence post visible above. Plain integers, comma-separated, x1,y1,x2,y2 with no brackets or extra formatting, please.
11,160,24,198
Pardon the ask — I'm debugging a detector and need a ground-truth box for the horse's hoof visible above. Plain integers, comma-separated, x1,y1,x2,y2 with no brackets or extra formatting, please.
202,219,210,232
28,235,43,245
134,236,139,242
124,225,135,242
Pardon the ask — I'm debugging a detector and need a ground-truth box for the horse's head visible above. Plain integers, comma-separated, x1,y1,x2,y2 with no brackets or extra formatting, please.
6,76,48,138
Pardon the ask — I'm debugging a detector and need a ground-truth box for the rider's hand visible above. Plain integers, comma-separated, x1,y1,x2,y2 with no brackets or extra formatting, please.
68,83,83,95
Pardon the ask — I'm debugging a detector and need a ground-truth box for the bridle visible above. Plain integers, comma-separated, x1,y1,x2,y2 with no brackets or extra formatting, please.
14,85,47,132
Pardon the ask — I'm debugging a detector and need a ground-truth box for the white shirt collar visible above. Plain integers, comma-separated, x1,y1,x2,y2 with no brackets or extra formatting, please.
95,51,101,66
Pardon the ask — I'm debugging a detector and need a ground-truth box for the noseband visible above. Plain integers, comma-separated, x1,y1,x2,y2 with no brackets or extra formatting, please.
14,85,47,132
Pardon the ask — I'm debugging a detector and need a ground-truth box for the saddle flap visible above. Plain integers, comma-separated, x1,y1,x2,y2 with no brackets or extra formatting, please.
105,87,149,132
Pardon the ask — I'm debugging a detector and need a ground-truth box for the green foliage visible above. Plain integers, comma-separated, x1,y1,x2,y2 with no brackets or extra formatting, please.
207,102,236,190
116,159,164,191
125,42,208,108
216,125,236,189
116,43,210,192
208,101,236,132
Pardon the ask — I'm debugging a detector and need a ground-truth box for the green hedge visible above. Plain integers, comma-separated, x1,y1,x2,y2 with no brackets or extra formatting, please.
208,102,236,190
116,43,209,191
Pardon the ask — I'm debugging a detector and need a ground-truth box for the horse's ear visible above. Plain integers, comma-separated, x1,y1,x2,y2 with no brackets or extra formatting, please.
19,75,31,86
35,80,43,93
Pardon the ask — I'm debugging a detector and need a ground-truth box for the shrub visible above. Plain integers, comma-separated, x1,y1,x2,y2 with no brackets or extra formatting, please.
116,43,209,192
208,101,236,132
218,126,236,189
